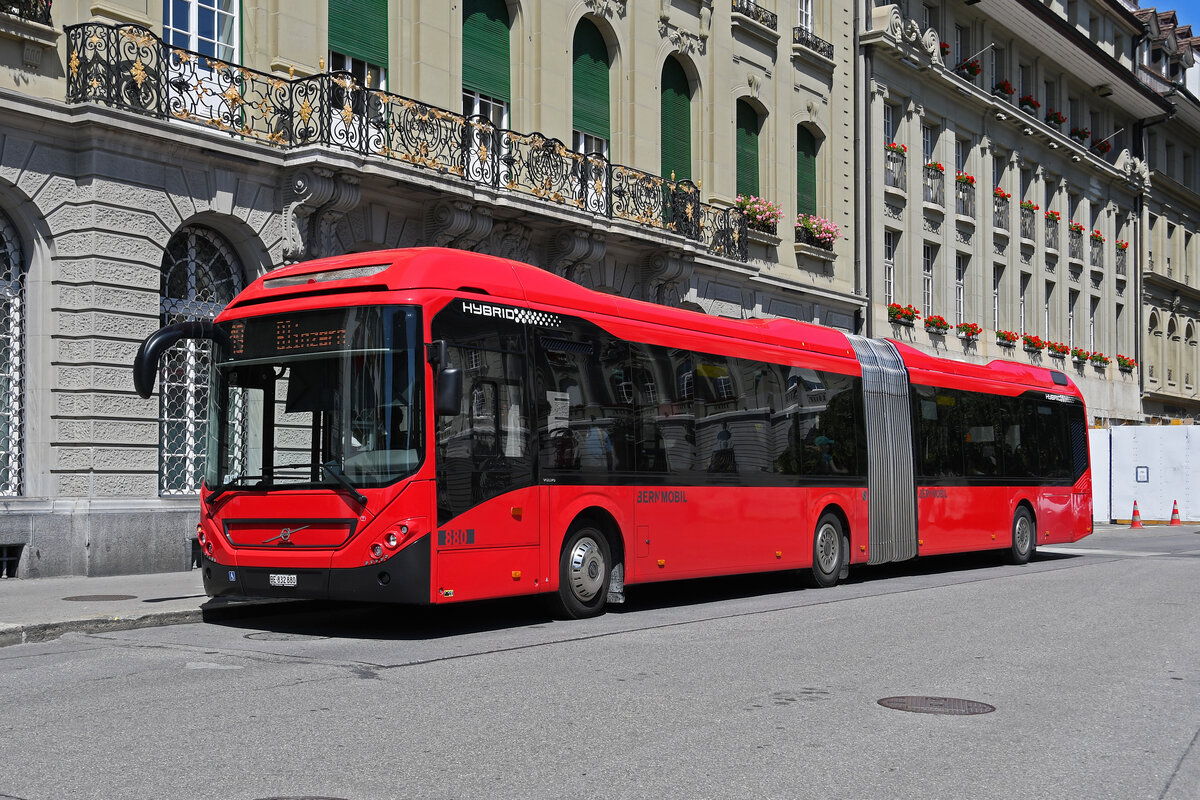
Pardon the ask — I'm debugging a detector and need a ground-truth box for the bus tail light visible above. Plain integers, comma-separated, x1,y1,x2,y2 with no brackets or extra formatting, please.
384,532,398,548
370,543,384,559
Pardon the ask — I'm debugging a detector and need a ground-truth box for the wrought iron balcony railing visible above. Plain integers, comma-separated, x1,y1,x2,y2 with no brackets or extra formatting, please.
1068,230,1083,260
65,23,748,262
733,0,778,31
795,225,834,251
923,167,944,207
883,148,906,191
955,182,975,218
1019,206,1035,240
993,196,1009,231
792,26,834,59
2,1,51,24
1089,239,1104,269
1116,248,1127,275
1045,222,1059,252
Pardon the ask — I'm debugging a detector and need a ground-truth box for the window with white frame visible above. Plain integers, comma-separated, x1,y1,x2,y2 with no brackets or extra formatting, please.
797,0,814,32
1044,281,1054,338
1068,289,1078,348
955,253,968,324
883,104,895,144
329,52,387,91
992,264,1004,329
163,0,237,61
1089,297,1098,350
1019,272,1030,331
884,230,897,305
922,243,935,317
922,123,936,163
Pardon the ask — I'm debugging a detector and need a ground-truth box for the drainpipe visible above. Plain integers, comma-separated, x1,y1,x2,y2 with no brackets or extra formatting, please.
856,0,869,337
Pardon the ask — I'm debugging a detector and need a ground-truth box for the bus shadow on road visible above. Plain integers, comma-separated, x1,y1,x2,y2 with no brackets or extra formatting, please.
201,549,1081,642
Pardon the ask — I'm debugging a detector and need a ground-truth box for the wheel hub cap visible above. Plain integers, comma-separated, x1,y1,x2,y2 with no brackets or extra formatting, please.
569,537,605,601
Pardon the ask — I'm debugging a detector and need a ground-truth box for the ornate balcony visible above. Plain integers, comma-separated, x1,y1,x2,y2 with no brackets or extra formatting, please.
792,26,834,60
1089,238,1104,269
923,167,944,207
2,0,51,24
733,0,778,31
64,22,748,262
993,196,1009,231
1116,248,1127,275
884,148,906,191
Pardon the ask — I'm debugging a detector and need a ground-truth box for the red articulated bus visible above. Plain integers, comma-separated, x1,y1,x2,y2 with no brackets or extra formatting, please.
133,247,1093,618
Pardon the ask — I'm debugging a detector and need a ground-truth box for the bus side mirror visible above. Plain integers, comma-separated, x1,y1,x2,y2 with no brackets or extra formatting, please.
435,368,462,416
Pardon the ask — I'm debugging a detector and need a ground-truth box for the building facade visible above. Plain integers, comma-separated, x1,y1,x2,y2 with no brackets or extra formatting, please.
0,0,1195,579
0,0,857,577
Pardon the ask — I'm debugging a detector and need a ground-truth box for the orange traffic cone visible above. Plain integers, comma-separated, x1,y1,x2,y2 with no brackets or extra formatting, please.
1131,501,1144,529
1170,501,1181,526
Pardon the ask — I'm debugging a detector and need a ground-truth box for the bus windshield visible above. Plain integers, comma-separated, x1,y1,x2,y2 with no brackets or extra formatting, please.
205,305,422,494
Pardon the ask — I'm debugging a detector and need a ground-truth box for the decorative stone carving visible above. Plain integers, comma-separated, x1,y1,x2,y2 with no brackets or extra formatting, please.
884,203,903,220
282,167,360,262
424,199,493,250
583,0,627,19
923,217,941,234
1114,149,1152,190
482,220,532,262
549,228,606,278
644,250,694,306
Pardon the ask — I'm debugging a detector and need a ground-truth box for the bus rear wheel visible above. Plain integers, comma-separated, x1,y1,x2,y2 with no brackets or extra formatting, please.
1007,507,1035,565
552,526,610,619
804,512,845,589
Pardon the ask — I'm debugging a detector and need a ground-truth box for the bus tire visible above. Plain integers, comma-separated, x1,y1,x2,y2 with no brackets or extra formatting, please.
804,512,845,589
1007,507,1034,565
552,526,611,619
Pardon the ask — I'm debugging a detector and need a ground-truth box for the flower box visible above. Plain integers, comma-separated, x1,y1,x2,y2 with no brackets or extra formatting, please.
736,194,784,234
888,303,920,325
996,330,1019,347
924,314,951,334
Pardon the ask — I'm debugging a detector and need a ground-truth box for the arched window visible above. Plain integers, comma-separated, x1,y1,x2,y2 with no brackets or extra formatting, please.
0,210,24,497
158,226,244,495
735,99,761,198
660,57,693,181
1167,317,1180,386
797,125,818,217
572,18,610,157
1148,310,1161,383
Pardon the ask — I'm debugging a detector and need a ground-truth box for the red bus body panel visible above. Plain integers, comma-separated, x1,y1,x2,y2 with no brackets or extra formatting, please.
190,248,1092,606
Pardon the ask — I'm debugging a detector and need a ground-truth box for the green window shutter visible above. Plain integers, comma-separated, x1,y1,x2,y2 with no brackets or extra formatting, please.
797,126,818,217
736,100,760,198
660,58,692,181
329,0,389,69
572,20,610,141
463,0,511,100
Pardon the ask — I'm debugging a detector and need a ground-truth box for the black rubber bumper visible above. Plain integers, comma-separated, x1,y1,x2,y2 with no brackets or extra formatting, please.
201,534,431,604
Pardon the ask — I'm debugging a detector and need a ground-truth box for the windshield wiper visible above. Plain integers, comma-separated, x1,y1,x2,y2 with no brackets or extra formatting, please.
273,461,368,506
206,473,261,505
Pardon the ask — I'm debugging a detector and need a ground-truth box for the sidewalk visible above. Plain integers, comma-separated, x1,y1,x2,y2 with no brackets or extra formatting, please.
0,568,294,647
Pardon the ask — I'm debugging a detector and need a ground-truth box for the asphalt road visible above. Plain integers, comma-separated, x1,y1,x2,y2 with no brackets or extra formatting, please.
1,526,1197,800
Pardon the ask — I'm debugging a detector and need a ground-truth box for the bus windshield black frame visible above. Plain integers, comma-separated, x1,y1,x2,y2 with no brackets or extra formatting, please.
205,305,423,494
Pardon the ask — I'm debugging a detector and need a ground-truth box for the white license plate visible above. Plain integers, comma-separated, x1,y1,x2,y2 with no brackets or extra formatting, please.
268,573,298,587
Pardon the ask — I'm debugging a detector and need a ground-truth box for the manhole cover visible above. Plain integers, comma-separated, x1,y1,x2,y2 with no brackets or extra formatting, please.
878,696,995,715
62,594,137,602
244,632,329,642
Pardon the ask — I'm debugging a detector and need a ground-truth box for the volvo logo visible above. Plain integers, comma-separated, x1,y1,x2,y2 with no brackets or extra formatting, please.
262,525,308,545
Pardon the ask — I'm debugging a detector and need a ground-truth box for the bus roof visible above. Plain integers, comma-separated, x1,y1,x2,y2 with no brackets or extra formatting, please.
232,247,1081,398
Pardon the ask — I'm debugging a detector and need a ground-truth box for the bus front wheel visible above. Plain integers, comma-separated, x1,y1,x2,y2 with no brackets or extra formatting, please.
1007,507,1035,565
804,512,845,589
552,526,611,619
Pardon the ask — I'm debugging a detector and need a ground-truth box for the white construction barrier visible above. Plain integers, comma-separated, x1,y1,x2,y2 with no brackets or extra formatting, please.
1091,426,1199,524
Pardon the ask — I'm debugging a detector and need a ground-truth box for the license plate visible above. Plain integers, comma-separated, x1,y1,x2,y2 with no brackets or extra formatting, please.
268,573,297,587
